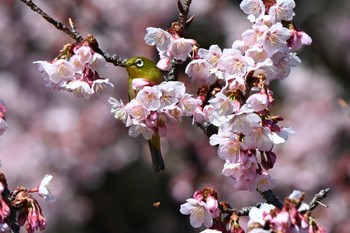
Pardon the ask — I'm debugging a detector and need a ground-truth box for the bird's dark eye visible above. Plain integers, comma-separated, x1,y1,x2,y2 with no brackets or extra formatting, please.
135,58,144,68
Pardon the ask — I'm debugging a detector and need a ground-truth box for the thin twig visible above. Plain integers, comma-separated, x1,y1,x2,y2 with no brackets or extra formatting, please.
178,0,193,33
18,0,83,42
308,187,330,211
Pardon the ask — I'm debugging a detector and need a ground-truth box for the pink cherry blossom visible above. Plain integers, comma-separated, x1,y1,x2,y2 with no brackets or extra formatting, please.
222,161,242,178
268,0,296,22
229,112,261,135
185,59,215,85
208,92,236,116
73,44,93,65
69,54,86,72
255,172,275,191
248,203,276,227
128,119,153,140
206,195,219,218
198,44,222,66
259,22,292,56
169,38,194,61
131,78,156,91
156,55,172,71
125,99,150,121
241,23,268,47
270,51,300,81
161,105,183,124
89,52,108,71
109,97,129,124
240,0,265,22
136,86,161,111
269,126,295,144
218,48,255,77
209,125,232,147
227,75,247,93
180,198,213,228
246,92,269,112
91,79,114,94
158,81,185,108
34,59,75,84
289,28,313,51
217,138,243,162
288,190,310,212
244,126,274,151
64,80,92,99
144,27,173,52
178,94,203,117
38,174,56,202
25,206,46,233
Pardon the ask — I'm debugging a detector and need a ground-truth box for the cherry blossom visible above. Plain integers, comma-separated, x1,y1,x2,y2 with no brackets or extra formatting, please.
144,27,195,70
259,22,292,56
240,0,266,22
34,41,112,99
109,98,129,124
170,38,195,61
289,28,313,51
110,81,202,141
198,44,222,66
218,48,255,77
180,198,213,228
185,59,215,85
34,59,75,85
268,0,296,22
37,175,56,202
144,27,173,52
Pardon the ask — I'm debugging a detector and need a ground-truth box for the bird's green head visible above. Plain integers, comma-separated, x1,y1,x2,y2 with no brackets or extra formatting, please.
123,56,162,82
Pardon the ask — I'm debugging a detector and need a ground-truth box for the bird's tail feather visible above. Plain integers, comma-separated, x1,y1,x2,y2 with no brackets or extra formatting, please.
148,136,165,172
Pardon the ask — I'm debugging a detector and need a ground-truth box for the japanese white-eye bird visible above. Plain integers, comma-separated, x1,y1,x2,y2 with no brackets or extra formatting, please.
123,56,165,172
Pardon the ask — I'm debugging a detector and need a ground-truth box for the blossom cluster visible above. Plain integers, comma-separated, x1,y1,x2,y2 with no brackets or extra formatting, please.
144,27,196,71
0,172,55,233
180,189,325,233
182,0,310,191
142,0,311,191
247,190,325,233
180,188,221,230
109,81,202,140
34,38,113,99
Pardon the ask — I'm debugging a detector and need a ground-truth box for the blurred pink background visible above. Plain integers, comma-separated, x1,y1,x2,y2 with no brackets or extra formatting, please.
0,0,350,232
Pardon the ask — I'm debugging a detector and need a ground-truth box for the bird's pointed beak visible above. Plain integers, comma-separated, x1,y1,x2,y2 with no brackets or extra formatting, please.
121,59,130,67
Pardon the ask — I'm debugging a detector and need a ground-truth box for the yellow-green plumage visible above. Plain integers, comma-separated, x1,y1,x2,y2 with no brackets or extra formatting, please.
124,56,165,172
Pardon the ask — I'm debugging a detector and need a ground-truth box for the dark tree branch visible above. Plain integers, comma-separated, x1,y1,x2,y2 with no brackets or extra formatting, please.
164,59,178,82
308,187,330,211
258,189,283,209
177,0,193,35
196,121,218,138
103,53,125,67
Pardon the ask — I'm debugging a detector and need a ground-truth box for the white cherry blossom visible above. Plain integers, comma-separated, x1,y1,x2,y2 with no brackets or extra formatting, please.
180,198,213,228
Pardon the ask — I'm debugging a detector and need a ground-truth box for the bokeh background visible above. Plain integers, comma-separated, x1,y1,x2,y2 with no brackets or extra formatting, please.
0,0,350,232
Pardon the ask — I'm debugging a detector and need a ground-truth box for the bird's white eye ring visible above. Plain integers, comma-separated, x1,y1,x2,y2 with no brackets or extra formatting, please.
135,58,144,68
